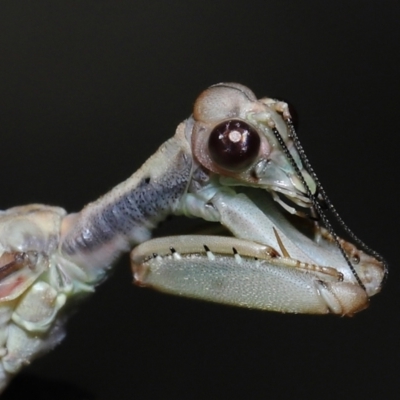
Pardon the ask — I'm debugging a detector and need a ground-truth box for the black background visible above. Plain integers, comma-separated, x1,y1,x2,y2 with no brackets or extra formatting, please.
0,1,398,399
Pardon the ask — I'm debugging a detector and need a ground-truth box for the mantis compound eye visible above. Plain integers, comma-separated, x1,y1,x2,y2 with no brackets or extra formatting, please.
208,120,260,171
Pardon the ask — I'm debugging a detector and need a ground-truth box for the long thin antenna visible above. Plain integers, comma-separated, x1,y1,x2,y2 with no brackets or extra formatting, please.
271,124,368,289
284,117,388,284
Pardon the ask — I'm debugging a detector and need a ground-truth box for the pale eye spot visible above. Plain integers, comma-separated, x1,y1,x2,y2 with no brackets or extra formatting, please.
228,130,242,143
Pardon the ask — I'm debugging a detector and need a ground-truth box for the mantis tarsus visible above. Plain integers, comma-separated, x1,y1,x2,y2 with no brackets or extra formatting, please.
0,83,386,392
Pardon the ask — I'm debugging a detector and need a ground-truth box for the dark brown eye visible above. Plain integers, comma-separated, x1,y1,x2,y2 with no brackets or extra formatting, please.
208,120,260,171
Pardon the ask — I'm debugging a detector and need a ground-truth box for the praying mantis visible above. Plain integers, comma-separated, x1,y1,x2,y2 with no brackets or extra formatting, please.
0,83,386,392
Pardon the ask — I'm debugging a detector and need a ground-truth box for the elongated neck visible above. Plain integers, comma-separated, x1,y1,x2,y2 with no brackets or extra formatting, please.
60,124,192,278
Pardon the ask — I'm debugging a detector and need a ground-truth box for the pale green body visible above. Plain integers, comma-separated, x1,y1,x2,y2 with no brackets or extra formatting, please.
0,83,385,392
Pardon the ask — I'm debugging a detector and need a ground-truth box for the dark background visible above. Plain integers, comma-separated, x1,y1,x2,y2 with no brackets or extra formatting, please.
0,1,398,399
